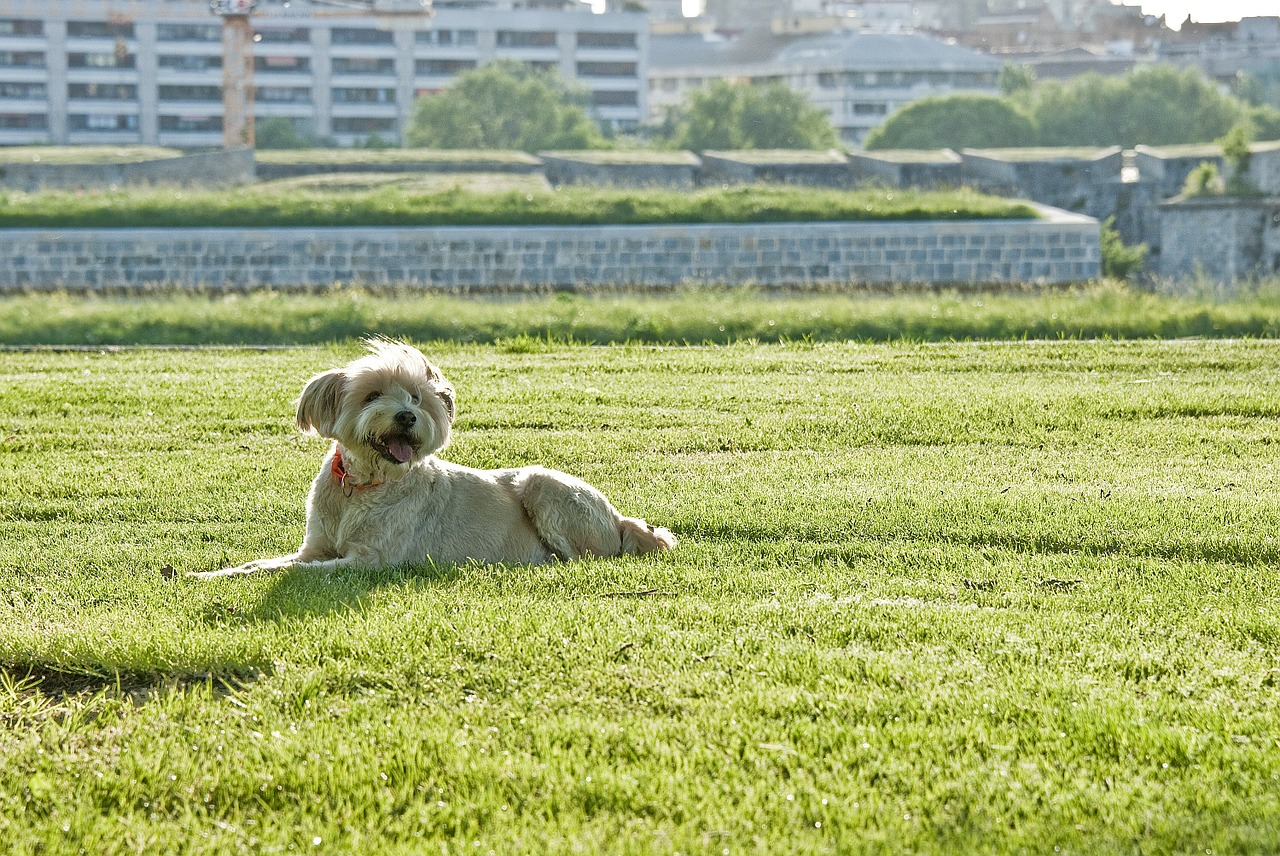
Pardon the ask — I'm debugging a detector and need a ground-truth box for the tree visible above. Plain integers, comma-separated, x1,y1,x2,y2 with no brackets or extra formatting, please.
999,63,1036,98
255,116,315,149
863,65,1277,152
863,93,1038,151
406,61,607,150
673,81,837,150
1029,66,1246,148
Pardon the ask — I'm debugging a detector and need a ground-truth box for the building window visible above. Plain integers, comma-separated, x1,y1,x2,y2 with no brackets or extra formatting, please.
255,55,311,73
331,116,396,133
331,27,394,46
254,27,310,44
0,19,41,36
420,28,476,45
415,58,476,75
576,61,636,77
67,20,135,39
332,56,395,75
496,30,557,48
68,83,135,100
159,85,221,102
69,113,138,131
0,50,44,68
159,54,222,71
256,86,311,104
68,51,136,69
817,72,838,89
0,112,48,129
591,90,637,107
852,102,887,115
0,81,46,99
159,114,222,132
577,31,636,49
331,87,396,104
157,23,221,41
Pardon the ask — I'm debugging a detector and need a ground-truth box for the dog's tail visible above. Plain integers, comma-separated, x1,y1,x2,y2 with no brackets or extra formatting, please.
618,517,677,555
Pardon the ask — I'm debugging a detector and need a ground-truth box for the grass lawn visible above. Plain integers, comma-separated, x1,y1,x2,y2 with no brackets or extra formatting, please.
4,282,1280,347
3,337,1280,853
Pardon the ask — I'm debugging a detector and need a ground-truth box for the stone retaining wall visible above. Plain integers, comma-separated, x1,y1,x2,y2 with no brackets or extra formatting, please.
0,206,1099,292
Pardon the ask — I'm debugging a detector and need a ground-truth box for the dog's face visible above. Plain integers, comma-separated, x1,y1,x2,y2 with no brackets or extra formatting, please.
295,339,455,466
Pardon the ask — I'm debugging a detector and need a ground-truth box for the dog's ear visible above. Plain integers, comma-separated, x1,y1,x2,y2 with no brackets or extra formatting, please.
295,368,346,437
437,383,456,422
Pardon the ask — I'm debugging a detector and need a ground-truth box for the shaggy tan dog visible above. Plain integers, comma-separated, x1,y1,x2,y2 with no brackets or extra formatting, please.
195,339,674,578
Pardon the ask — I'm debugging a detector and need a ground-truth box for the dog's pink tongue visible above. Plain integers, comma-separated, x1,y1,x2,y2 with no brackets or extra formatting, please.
387,440,414,463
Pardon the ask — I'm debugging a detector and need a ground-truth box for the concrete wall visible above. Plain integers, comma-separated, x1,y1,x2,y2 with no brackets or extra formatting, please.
0,149,255,191
254,154,544,180
1159,197,1280,283
1249,144,1280,195
0,206,1099,292
962,147,1123,221
699,151,855,188
537,152,700,189
849,150,963,189
1133,146,1225,201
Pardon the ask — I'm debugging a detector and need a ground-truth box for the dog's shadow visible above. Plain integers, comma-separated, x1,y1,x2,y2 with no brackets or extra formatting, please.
245,562,468,623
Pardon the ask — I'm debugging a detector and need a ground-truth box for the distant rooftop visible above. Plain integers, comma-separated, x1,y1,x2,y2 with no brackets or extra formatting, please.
650,28,1001,72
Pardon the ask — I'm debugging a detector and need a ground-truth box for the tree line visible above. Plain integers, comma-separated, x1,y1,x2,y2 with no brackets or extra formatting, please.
864,65,1280,150
256,60,1280,153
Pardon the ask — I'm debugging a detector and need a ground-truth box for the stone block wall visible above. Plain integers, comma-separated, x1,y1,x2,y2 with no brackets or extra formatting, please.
0,206,1099,292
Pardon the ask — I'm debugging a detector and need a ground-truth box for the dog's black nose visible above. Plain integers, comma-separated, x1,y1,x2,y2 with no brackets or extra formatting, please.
395,410,417,428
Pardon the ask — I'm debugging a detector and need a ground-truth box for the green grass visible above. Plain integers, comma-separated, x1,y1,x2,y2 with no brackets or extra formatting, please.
3,339,1280,853
253,148,543,166
0,145,183,164
4,282,1280,347
0,182,1034,229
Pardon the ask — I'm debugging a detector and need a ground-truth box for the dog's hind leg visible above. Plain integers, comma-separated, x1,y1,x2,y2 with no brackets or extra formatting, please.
515,468,675,559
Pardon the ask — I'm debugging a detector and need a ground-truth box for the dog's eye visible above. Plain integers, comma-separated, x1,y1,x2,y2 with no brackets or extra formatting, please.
365,391,381,404
410,393,421,405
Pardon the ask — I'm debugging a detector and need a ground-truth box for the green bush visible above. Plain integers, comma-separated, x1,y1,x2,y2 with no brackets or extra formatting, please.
1100,216,1147,279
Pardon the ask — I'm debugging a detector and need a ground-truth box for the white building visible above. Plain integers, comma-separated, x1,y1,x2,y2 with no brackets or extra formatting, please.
0,0,647,147
649,27,1001,145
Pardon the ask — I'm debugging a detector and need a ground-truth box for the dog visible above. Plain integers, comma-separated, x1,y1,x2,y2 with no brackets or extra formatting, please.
193,339,675,578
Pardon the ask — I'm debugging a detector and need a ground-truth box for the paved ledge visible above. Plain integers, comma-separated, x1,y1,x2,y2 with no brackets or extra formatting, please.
0,206,1099,292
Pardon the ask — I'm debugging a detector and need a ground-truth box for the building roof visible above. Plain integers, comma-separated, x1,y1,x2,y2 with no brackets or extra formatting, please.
650,28,1001,73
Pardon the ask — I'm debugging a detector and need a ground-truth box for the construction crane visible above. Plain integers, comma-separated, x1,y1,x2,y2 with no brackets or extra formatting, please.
210,0,433,150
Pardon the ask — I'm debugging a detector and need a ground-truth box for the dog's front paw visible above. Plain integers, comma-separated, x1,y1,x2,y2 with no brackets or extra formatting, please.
188,565,257,580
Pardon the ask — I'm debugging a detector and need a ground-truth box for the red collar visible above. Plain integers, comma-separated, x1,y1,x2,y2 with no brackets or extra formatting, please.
331,447,383,492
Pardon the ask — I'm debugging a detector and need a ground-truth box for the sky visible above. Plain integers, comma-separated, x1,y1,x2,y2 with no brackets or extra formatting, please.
1132,0,1279,26
675,0,1278,26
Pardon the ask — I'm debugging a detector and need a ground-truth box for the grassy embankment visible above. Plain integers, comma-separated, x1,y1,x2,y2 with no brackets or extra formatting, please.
0,180,1034,229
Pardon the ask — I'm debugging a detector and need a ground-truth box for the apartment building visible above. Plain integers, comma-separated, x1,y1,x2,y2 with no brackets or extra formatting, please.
649,28,1001,145
0,0,647,147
